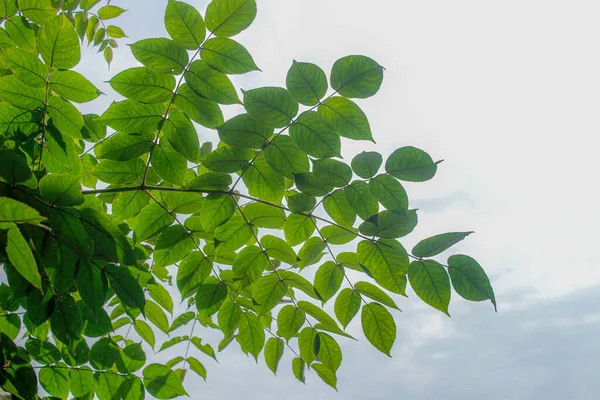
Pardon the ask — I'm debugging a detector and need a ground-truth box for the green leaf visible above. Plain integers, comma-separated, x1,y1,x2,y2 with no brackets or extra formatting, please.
412,232,474,258
107,25,127,38
334,288,361,328
286,191,316,214
298,327,319,364
264,337,284,374
174,83,224,128
313,159,352,187
90,337,119,369
201,145,253,173
98,5,126,19
201,37,259,74
49,70,101,103
148,283,174,315
39,365,70,398
369,174,408,213
243,154,285,203
385,146,438,182
313,363,337,389
134,319,156,350
217,299,241,335
94,371,126,400
5,16,36,53
0,1,17,18
214,215,253,253
276,304,305,341
264,135,309,179
358,239,409,295
408,260,451,315
359,210,418,239
130,37,189,75
344,181,379,220
154,225,194,268
164,112,200,161
318,96,372,141
297,301,341,332
184,60,240,104
355,281,398,310
6,225,42,290
0,75,45,109
237,311,265,360
196,278,228,315
69,367,94,398
189,171,232,191
100,100,166,134
153,140,188,185
133,202,175,242
331,55,384,98
145,300,170,334
321,225,356,245
20,0,55,24
217,113,272,148
316,332,342,373
165,0,206,49
143,363,188,399
75,261,108,314
201,193,235,230
104,264,146,312
47,96,84,139
191,337,217,360
170,311,196,332
448,255,496,310
205,0,257,37
81,113,107,142
323,189,356,228
252,273,286,314
244,202,286,228
79,302,112,337
297,237,326,269
39,173,84,207
290,111,341,158
0,197,44,226
352,151,382,179
314,261,344,302
283,214,315,246
41,237,77,293
260,235,296,265
0,313,20,339
95,132,155,161
232,245,268,287
38,15,80,69
279,271,320,301
109,67,175,103
187,357,207,380
292,357,305,383
0,103,40,137
243,87,299,128
285,60,327,106
0,47,48,87
25,338,60,364
361,302,395,356
177,251,212,299
116,342,146,374
50,293,82,345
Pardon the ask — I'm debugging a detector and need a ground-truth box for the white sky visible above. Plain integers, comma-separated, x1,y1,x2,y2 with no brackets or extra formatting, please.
76,1,600,398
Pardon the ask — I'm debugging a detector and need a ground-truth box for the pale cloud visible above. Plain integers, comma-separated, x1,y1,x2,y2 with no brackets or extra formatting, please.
71,0,600,398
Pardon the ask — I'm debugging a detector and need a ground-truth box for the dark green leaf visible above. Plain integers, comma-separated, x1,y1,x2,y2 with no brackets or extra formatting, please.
290,111,341,158
286,191,316,214
448,255,496,310
297,237,326,269
50,293,82,345
177,251,212,299
286,61,328,106
331,55,384,98
243,154,285,203
358,239,409,295
201,145,253,173
104,264,146,312
143,363,188,399
39,173,83,207
323,189,356,228
185,60,240,104
243,87,298,128
352,151,382,179
359,210,418,239
90,337,119,369
95,132,155,161
25,338,60,364
264,135,309,179
313,159,352,187
369,174,408,213
408,260,451,315
318,96,372,141
196,278,228,315
117,342,146,374
217,113,272,148
39,364,69,398
344,181,379,220
385,146,438,182
68,367,94,398
244,202,286,228
412,232,474,258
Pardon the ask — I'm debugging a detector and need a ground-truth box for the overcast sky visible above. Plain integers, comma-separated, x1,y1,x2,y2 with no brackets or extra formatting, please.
77,1,600,398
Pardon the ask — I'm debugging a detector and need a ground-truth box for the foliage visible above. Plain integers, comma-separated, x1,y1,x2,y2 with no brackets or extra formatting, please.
0,0,496,398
